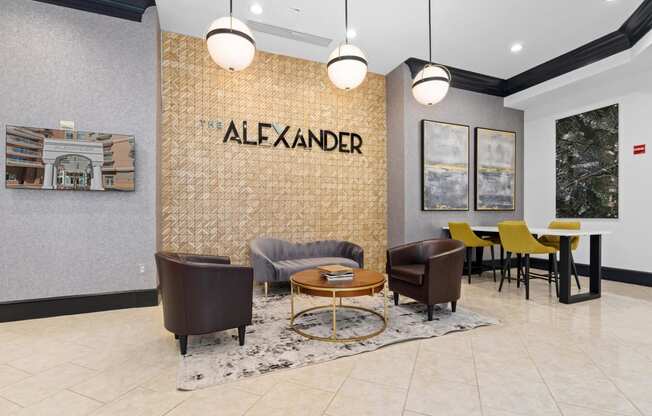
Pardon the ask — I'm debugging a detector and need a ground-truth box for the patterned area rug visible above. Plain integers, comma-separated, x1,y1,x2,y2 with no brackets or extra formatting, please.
177,292,497,391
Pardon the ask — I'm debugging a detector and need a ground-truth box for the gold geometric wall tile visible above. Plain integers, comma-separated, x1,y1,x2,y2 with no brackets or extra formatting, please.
160,32,387,272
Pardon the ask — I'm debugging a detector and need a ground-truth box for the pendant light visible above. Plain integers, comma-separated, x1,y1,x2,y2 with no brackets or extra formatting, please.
327,0,368,90
206,0,256,72
412,0,451,106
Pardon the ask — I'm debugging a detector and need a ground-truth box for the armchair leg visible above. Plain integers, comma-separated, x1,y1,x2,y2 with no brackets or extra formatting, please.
238,325,246,346
179,335,188,355
451,301,457,312
264,282,268,298
427,305,434,321
393,292,399,306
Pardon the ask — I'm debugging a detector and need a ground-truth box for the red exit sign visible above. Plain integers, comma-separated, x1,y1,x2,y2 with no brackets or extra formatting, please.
634,144,646,155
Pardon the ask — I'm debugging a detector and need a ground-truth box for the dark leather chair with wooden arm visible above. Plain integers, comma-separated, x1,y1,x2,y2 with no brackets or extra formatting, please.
386,239,465,321
154,252,253,355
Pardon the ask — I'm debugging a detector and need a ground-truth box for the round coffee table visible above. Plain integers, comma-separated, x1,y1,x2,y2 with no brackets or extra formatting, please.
290,268,387,343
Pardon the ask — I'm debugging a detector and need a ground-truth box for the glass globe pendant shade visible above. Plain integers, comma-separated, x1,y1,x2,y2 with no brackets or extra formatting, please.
327,43,368,90
206,16,256,72
412,64,451,106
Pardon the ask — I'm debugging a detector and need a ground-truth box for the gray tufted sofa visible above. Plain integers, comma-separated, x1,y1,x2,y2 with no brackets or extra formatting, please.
250,238,364,295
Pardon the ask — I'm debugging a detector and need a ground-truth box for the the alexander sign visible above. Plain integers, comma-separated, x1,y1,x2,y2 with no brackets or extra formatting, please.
199,119,363,154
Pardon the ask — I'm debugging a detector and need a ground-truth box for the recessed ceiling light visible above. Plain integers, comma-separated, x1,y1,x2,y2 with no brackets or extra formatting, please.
510,43,524,54
346,28,357,39
250,3,263,15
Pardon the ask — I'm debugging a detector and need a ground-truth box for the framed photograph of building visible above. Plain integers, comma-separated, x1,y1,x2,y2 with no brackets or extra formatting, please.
556,104,619,218
474,127,516,211
422,120,470,211
5,125,135,191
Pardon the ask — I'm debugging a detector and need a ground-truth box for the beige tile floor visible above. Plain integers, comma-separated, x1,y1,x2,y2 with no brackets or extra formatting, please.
2,272,652,416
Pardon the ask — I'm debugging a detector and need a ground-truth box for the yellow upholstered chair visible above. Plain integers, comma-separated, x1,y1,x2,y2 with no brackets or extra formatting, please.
539,221,582,290
448,222,497,284
498,221,557,300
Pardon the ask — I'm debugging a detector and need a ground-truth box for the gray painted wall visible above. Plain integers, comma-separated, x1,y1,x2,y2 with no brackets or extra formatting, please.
386,64,524,247
0,0,160,302
386,66,407,246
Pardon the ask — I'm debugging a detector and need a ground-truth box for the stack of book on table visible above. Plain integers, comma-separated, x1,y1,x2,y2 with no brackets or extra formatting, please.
318,265,354,282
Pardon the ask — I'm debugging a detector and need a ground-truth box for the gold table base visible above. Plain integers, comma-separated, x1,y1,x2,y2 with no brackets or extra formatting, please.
290,281,388,343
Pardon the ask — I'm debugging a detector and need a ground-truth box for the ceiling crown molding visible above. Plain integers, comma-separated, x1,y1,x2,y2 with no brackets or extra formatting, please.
621,0,652,44
405,59,506,97
406,0,652,98
34,0,155,22
503,31,631,96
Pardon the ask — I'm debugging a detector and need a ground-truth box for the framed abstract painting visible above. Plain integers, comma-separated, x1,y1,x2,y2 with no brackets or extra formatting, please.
474,127,516,211
422,120,470,211
556,104,619,218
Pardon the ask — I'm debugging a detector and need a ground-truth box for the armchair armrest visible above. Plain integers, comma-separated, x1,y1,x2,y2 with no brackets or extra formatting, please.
338,241,364,268
426,245,466,265
423,244,465,301
249,244,277,283
180,253,231,265
177,261,253,286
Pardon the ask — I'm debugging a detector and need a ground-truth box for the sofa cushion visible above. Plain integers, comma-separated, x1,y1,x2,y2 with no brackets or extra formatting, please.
391,264,425,286
274,257,360,282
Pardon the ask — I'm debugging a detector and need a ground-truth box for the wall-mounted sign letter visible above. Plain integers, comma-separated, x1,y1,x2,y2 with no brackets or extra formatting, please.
224,121,241,143
308,130,322,149
351,133,363,154
323,130,338,151
338,132,350,153
258,123,271,146
242,121,257,145
292,129,308,149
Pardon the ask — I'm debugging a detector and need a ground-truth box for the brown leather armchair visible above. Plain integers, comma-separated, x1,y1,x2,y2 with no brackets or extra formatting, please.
155,252,253,355
386,239,465,321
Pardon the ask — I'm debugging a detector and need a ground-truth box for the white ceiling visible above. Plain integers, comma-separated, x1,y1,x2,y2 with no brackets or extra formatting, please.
506,31,652,110
155,0,644,78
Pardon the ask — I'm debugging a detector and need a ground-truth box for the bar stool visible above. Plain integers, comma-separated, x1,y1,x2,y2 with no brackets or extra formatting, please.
539,221,582,290
448,222,497,283
498,221,558,300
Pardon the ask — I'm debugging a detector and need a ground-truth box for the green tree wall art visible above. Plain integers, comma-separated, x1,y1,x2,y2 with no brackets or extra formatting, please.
556,104,619,218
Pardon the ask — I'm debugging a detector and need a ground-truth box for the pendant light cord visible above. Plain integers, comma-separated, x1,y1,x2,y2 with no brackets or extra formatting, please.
345,0,349,44
229,0,233,29
428,0,432,63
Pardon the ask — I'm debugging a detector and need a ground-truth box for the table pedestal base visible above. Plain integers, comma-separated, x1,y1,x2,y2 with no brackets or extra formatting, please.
290,284,387,342
290,303,387,343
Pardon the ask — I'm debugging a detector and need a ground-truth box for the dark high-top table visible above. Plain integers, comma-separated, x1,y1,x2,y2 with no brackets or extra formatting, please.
443,225,610,304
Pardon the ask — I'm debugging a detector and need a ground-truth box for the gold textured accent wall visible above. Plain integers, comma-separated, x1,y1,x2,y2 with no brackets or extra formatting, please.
160,32,387,272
